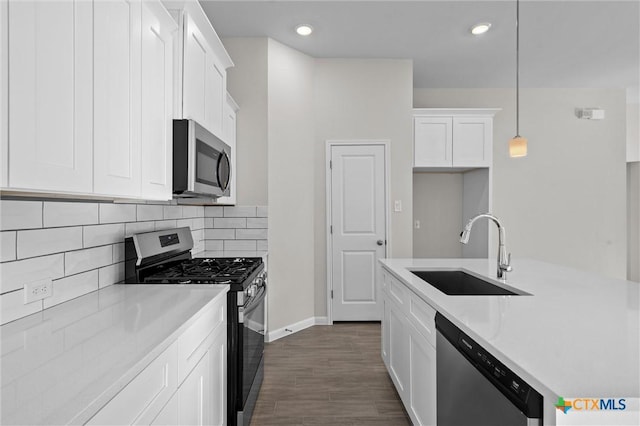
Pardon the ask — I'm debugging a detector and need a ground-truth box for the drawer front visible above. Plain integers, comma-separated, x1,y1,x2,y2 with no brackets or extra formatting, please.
388,275,409,307
87,341,178,426
177,296,226,384
408,292,436,347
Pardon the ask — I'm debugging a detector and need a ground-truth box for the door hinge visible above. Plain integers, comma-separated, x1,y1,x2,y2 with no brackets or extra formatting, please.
330,225,333,234
331,290,334,299
329,160,332,169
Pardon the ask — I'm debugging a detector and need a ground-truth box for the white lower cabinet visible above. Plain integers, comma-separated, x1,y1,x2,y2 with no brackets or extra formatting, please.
382,271,437,425
408,323,437,426
88,297,227,426
86,342,179,426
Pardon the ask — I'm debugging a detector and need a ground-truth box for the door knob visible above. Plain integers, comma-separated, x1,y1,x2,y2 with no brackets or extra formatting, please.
377,240,384,246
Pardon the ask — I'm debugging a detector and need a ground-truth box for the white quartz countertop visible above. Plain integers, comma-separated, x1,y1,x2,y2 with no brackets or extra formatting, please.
0,284,229,425
380,258,639,406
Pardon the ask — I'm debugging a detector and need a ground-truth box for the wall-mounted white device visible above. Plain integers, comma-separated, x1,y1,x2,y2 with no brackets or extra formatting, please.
576,108,605,120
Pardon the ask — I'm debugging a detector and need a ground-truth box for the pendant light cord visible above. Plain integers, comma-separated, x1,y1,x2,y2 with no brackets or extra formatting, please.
516,0,520,137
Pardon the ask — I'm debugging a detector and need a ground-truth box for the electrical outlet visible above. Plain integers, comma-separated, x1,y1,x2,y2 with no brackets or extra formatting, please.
24,278,52,304
394,200,402,212
415,220,420,229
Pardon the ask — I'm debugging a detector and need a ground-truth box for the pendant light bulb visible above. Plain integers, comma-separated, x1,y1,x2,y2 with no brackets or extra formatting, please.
509,136,528,157
509,0,527,158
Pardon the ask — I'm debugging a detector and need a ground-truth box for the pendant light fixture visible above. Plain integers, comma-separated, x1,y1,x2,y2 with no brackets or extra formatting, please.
509,0,527,158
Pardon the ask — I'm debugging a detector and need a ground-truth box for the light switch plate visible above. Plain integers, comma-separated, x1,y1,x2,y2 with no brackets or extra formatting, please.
394,200,402,212
24,278,52,304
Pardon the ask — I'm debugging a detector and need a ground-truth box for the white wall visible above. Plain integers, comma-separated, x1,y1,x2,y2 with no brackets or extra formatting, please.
266,39,316,331
223,38,268,206
414,88,628,280
313,59,413,317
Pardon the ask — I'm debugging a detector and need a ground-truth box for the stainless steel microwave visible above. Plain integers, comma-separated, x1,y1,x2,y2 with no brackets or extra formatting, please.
173,119,231,198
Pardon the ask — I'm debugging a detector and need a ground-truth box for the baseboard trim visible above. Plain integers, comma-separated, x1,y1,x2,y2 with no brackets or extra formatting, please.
266,316,329,342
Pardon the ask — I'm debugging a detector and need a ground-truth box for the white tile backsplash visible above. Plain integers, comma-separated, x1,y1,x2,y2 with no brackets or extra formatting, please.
205,240,224,251
17,227,83,259
64,246,112,276
163,205,183,220
0,200,42,231
246,218,268,229
224,240,257,251
99,204,136,224
136,205,163,221
98,262,124,288
45,270,99,309
0,254,65,293
257,240,268,251
205,229,235,240
204,206,223,217
112,243,125,263
0,200,266,324
0,290,43,325
256,206,268,218
213,218,246,229
43,202,98,228
155,219,177,230
235,229,268,240
83,224,125,247
1,231,17,262
124,221,155,237
223,206,256,218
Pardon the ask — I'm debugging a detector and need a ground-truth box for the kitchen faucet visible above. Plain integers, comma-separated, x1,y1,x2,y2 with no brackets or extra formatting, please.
460,213,512,279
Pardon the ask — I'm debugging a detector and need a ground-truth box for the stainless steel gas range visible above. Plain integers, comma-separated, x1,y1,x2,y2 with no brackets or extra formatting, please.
124,227,266,426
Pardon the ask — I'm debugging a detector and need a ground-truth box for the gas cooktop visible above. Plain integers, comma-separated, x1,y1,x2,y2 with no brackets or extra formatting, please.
144,257,263,284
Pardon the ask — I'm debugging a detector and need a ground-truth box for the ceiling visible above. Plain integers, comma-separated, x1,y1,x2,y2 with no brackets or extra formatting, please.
200,0,640,91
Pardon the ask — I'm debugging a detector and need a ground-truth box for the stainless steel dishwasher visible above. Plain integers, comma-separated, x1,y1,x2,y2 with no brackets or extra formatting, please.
436,313,543,426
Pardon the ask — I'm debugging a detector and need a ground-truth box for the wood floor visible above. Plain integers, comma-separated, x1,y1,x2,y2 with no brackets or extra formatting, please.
250,322,411,426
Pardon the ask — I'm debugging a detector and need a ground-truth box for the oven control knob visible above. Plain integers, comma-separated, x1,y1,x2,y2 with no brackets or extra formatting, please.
248,285,256,298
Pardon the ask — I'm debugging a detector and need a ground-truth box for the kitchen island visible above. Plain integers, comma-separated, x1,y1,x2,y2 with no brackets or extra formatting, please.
0,284,228,425
380,258,639,426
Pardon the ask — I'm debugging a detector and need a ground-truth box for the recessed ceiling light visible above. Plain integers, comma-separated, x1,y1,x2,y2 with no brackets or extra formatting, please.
471,23,492,35
295,24,313,36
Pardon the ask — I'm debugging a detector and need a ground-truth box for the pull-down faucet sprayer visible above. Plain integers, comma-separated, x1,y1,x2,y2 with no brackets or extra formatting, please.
460,213,512,279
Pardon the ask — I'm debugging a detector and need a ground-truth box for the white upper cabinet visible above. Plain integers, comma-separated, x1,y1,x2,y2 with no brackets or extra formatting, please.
6,0,93,193
141,1,178,200
414,117,453,167
169,0,234,140
413,109,499,170
93,0,142,198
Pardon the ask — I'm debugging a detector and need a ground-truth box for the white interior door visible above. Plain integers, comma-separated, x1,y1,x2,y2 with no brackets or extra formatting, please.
329,143,387,321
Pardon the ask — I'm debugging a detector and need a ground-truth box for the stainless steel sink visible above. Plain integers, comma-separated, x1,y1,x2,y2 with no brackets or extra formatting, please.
411,270,525,296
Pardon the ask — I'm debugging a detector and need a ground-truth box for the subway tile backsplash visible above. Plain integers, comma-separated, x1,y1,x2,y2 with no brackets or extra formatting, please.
0,200,267,325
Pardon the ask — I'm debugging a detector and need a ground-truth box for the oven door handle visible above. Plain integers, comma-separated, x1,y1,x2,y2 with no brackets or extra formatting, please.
238,285,266,323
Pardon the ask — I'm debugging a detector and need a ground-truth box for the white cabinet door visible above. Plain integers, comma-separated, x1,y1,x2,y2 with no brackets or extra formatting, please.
388,299,410,403
182,12,206,125
87,342,179,426
414,117,453,167
408,324,437,426
181,12,226,138
208,325,227,426
7,0,92,193
453,116,492,167
93,0,142,197
151,393,178,426
140,1,177,200
178,351,211,426
204,54,225,137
